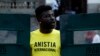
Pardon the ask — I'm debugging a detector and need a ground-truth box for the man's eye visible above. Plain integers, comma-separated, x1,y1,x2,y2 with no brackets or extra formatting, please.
44,15,50,18
51,14,54,16
43,14,54,18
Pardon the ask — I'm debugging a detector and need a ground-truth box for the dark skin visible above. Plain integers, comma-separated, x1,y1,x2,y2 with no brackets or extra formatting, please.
38,10,56,34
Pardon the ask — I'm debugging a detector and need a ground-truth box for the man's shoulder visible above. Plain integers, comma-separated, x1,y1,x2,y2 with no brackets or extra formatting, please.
53,29,59,31
31,29,39,34
53,29,60,34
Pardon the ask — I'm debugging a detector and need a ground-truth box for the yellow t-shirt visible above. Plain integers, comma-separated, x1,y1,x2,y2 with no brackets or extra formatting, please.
30,29,61,56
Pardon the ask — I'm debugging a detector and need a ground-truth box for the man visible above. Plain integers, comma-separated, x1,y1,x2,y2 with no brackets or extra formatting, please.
92,30,100,43
85,30,100,44
30,5,61,56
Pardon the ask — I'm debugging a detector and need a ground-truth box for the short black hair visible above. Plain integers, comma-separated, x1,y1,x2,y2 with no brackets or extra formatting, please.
35,5,52,21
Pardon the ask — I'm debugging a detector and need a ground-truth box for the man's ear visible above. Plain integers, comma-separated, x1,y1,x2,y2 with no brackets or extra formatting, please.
38,21,41,24
36,16,41,22
37,19,41,22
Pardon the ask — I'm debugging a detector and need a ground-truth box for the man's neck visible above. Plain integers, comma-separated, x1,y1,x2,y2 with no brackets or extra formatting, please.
40,28,53,34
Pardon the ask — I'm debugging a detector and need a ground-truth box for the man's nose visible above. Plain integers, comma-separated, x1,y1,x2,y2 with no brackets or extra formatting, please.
50,17,55,21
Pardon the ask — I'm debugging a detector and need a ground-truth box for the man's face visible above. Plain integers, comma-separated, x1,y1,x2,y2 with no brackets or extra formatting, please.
39,10,56,29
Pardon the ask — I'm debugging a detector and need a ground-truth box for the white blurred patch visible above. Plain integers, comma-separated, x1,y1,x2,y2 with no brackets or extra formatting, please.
46,0,59,10
0,30,17,44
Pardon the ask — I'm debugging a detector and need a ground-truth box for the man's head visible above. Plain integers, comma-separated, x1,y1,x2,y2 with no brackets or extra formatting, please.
35,5,56,29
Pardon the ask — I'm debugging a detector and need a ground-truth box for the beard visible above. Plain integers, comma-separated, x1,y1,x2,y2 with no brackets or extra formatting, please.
40,22,56,29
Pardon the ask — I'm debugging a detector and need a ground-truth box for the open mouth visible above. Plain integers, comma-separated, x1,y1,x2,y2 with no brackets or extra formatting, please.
51,23,55,25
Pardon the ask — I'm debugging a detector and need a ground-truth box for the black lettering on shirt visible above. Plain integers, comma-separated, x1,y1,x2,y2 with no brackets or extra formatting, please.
34,42,56,47
53,42,56,47
34,48,56,52
34,42,37,47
